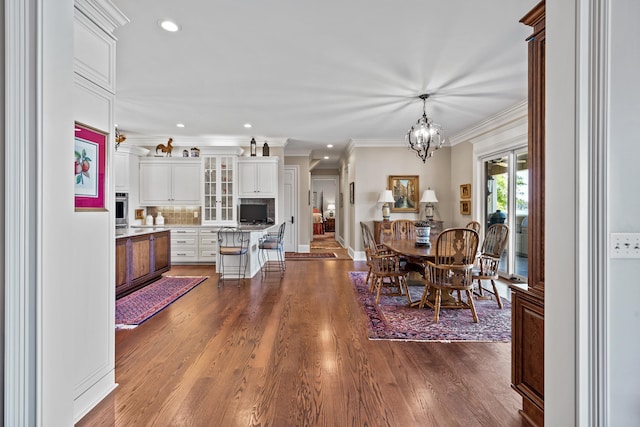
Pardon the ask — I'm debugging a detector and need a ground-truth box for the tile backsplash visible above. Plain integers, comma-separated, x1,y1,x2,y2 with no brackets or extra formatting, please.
146,206,202,225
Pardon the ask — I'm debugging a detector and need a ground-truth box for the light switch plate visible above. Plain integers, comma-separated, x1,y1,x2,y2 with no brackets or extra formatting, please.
610,233,640,258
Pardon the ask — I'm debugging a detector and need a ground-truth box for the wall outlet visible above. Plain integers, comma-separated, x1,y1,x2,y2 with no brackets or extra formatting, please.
610,233,640,259
194,211,198,218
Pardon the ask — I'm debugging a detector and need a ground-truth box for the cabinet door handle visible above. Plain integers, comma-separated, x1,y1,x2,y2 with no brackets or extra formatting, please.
177,240,187,243
291,216,294,224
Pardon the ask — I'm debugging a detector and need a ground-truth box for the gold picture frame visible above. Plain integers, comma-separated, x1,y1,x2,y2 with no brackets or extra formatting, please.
388,175,419,213
460,183,471,199
460,200,471,215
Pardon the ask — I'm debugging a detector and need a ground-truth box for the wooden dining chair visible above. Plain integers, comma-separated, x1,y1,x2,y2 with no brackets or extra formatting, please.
391,219,415,240
465,220,481,234
370,248,411,305
472,223,509,308
419,228,479,322
361,221,392,293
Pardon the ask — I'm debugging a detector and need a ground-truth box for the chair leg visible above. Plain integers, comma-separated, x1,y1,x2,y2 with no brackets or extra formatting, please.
401,277,412,306
419,284,429,309
217,254,224,288
433,289,442,322
466,290,479,323
375,277,383,305
490,280,503,309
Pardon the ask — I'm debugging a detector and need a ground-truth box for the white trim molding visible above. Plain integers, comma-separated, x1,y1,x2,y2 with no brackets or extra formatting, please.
578,0,609,425
5,0,38,424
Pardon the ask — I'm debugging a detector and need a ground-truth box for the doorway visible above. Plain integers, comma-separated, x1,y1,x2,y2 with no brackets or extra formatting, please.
482,148,528,281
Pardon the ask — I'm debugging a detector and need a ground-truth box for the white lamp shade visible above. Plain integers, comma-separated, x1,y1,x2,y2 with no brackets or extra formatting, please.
377,190,395,203
420,189,438,203
327,203,335,210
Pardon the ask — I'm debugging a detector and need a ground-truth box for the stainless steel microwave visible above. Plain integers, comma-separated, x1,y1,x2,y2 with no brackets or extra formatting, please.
115,192,128,228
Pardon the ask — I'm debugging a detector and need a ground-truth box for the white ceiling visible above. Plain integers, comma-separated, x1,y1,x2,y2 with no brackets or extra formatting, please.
112,0,538,167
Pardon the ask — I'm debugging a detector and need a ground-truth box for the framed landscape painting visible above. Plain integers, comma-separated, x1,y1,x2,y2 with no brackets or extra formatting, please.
75,122,108,211
389,175,419,213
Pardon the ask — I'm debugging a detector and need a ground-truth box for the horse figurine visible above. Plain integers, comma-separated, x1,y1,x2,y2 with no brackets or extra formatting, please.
156,137,173,157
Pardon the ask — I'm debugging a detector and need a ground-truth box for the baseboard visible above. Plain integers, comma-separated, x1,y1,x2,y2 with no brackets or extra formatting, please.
73,372,118,423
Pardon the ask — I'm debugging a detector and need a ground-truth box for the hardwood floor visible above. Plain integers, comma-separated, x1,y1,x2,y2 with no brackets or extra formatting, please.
78,260,524,427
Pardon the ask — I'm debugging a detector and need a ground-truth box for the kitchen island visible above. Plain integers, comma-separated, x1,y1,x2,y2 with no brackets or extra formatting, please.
115,228,171,298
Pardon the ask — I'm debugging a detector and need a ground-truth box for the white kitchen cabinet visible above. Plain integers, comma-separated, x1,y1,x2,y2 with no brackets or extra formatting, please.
202,156,237,225
237,158,278,198
139,158,202,206
199,228,218,262
170,228,199,263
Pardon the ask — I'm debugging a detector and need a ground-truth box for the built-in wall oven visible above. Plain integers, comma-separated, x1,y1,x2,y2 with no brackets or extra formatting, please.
115,192,128,228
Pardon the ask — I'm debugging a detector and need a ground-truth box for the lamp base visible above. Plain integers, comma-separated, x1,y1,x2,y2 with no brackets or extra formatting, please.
382,203,391,221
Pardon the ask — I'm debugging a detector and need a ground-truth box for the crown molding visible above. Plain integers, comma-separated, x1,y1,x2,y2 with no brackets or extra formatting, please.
449,100,527,146
123,134,287,148
74,0,129,34
114,144,149,156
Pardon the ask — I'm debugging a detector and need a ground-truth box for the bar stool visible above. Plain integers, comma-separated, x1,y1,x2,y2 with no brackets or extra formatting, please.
217,227,249,287
258,222,286,278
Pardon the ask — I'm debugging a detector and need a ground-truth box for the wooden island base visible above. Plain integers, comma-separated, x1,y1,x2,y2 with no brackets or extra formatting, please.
116,229,171,298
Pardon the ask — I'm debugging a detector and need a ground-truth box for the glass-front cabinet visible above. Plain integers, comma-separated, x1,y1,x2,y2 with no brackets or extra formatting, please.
203,156,236,225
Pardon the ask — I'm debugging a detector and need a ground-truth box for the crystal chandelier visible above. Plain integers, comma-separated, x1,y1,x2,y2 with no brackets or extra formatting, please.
406,94,444,163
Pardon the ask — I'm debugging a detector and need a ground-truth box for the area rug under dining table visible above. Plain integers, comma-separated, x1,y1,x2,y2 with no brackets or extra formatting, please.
348,271,511,342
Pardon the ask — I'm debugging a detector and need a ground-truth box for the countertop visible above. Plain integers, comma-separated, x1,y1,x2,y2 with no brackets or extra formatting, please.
116,223,277,239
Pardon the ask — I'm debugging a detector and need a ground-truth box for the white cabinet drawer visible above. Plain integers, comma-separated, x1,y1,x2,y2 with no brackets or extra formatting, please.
172,236,197,246
171,249,198,263
199,228,218,235
199,249,217,260
199,236,218,246
171,228,198,235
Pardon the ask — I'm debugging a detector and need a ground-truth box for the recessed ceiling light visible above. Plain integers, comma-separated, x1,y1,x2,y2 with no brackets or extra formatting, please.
323,156,329,160
159,20,180,32
327,144,334,148
176,123,185,128
243,123,252,128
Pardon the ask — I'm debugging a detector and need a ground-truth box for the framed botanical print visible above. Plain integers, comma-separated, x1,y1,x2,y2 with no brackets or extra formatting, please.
74,122,108,211
388,175,419,213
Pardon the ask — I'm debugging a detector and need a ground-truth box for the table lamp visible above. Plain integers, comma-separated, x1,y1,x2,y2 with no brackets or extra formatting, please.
327,203,335,217
420,189,438,223
377,190,395,221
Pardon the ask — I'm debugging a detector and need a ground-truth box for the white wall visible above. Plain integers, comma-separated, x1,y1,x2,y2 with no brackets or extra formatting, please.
349,145,452,254
606,0,640,424
450,142,474,227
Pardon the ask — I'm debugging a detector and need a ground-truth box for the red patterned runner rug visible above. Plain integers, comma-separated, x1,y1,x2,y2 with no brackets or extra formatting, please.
116,276,207,328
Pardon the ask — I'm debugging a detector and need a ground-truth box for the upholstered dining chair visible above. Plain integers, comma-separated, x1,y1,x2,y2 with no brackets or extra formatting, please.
217,227,250,287
258,222,286,279
472,223,509,308
419,228,480,322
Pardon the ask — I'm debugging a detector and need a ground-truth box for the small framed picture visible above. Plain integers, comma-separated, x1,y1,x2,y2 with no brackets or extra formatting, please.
75,122,108,211
349,182,355,204
460,183,471,199
460,200,471,215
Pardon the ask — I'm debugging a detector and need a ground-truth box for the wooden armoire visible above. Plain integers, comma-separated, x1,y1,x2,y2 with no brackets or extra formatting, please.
509,1,545,426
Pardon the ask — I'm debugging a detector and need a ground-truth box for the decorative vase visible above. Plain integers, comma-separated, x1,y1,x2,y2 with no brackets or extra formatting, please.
414,221,431,247
263,142,270,156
